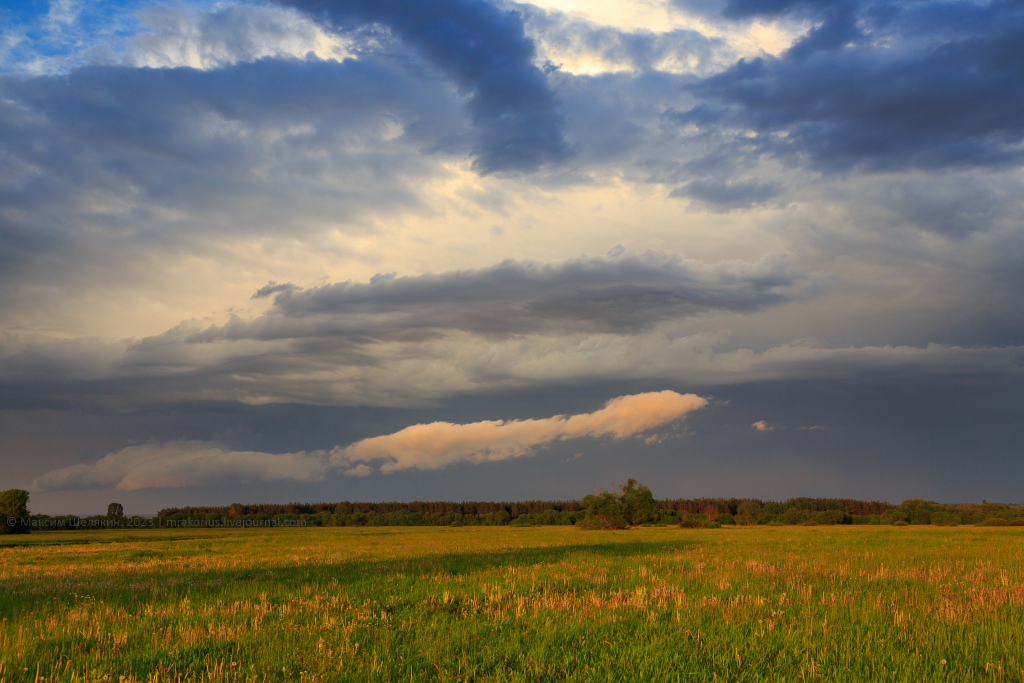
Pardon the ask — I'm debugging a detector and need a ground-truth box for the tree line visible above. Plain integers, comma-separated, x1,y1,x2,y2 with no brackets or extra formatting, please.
2,486,1021,534
155,495,894,520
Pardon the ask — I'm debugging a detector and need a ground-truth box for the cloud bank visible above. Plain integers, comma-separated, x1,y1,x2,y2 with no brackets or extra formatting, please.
34,390,706,490
207,248,818,340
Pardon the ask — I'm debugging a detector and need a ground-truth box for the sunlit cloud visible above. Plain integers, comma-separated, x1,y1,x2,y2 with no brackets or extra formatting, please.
333,390,708,473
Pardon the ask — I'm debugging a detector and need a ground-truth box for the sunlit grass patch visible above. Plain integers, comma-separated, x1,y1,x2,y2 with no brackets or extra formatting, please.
1,526,1023,681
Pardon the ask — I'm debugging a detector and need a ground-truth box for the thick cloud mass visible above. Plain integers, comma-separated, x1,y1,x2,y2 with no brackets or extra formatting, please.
680,0,1024,171
277,0,570,173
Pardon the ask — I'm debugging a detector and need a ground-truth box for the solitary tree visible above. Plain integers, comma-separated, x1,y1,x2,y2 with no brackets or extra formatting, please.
0,489,31,535
620,479,656,525
579,479,655,529
107,502,124,518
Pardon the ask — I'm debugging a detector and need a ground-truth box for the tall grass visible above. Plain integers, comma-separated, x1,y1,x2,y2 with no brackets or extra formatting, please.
1,526,1022,681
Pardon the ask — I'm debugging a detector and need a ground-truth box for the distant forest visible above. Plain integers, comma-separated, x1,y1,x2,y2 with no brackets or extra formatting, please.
159,497,893,521
149,497,1021,528
5,491,1023,534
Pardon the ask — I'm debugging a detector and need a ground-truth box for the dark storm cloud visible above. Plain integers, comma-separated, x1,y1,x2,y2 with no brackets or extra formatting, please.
676,0,1024,172
277,0,570,173
194,249,816,341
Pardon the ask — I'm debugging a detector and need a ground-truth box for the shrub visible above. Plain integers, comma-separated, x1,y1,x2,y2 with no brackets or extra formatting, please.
978,518,1009,526
1010,519,1024,526
578,491,629,530
784,507,810,525
802,519,819,526
814,511,834,525
882,511,908,524
702,504,719,522
893,520,909,526
716,513,736,525
736,501,764,525
932,511,962,526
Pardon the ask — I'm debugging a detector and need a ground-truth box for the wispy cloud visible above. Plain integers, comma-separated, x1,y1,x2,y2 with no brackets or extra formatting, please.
33,440,330,491
751,419,775,431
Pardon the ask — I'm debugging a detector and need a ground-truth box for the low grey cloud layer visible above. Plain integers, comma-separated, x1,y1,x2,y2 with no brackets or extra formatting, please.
34,391,706,489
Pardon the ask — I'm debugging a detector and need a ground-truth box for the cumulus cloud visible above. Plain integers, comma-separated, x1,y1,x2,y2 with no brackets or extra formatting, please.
34,391,707,489
751,419,774,431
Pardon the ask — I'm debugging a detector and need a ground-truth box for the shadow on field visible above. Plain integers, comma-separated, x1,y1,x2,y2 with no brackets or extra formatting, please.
0,532,219,548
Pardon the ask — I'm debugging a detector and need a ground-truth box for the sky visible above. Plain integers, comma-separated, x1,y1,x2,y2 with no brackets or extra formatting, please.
1,0,1022,515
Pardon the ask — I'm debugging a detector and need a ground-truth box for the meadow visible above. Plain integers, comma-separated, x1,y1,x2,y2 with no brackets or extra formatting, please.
1,526,1022,682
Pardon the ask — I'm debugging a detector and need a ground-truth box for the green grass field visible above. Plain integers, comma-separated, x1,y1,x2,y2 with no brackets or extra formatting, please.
1,526,1022,682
